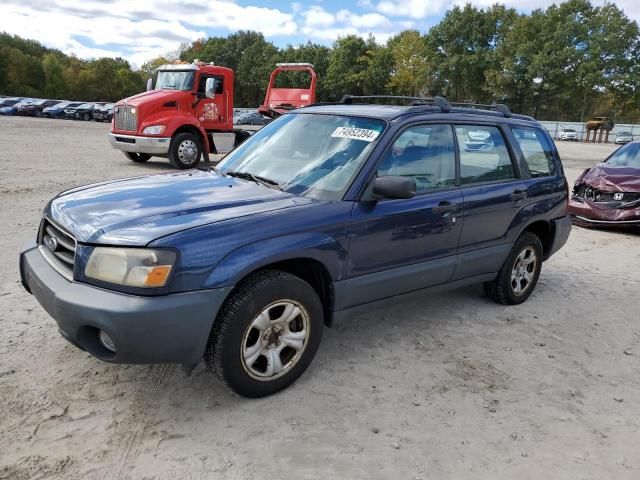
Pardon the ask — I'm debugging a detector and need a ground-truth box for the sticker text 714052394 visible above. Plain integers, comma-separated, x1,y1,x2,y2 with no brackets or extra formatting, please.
331,127,380,142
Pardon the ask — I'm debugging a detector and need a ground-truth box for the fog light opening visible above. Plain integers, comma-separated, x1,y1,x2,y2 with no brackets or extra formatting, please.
99,330,116,353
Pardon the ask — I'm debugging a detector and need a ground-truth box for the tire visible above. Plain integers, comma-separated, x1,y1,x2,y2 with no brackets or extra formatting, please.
205,270,324,398
168,132,202,169
35,110,42,118
484,232,543,305
123,152,151,163
83,113,90,121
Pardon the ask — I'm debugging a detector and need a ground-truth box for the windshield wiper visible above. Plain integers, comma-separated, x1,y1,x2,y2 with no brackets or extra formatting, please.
225,171,282,190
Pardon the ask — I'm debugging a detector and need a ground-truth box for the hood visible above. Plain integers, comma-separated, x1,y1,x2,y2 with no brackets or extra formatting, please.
119,89,186,108
576,164,640,193
47,170,316,245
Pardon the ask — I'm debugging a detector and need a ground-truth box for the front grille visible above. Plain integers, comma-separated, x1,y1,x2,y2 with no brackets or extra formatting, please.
39,219,76,278
114,103,137,131
574,186,640,204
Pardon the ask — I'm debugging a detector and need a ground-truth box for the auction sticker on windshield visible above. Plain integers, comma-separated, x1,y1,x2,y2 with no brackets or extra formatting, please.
331,127,380,142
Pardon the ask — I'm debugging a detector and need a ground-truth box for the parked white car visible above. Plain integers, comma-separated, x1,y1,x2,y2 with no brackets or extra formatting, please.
615,131,633,144
559,127,579,141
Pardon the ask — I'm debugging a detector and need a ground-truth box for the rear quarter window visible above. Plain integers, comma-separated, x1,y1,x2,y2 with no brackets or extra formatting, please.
511,127,557,177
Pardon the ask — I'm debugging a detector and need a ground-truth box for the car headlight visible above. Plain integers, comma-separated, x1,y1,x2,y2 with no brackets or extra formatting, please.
85,247,176,288
143,125,166,135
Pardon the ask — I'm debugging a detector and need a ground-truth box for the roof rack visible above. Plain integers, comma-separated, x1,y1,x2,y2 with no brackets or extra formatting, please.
339,95,516,118
448,102,512,118
339,95,451,113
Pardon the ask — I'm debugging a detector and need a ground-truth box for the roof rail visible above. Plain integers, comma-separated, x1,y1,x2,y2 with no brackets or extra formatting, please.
339,95,451,113
448,102,512,118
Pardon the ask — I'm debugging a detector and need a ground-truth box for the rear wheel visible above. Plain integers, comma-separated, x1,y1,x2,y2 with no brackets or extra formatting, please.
169,132,202,169
205,270,324,397
123,152,151,163
484,232,543,305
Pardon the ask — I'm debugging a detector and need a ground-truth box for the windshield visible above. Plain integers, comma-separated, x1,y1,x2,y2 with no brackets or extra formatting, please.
606,143,640,168
156,70,195,91
218,113,386,201
79,103,93,108
563,128,575,132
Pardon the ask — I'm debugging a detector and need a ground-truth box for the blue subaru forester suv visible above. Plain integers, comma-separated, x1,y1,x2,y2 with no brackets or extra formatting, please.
20,97,571,397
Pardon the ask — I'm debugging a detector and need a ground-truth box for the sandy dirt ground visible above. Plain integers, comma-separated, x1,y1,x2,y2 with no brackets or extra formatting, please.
0,116,638,480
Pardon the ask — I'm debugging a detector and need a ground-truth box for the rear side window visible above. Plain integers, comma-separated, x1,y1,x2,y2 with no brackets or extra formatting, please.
378,124,456,192
511,127,556,177
455,125,515,184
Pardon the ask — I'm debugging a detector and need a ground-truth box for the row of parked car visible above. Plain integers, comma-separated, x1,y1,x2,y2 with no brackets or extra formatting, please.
557,126,635,144
0,97,114,122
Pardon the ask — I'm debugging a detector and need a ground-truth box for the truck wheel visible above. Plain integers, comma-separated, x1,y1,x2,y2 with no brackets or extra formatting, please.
484,232,543,305
169,132,202,169
123,152,151,163
205,270,324,398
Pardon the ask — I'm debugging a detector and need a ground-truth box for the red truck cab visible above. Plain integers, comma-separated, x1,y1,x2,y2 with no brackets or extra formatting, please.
109,61,247,169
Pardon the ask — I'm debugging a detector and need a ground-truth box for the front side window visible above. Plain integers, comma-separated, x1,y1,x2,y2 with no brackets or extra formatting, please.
378,124,456,192
456,125,515,184
218,113,386,201
156,70,195,91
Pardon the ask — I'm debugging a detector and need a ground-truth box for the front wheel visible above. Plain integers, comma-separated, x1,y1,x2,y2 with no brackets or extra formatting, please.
205,270,324,397
83,113,90,121
484,232,543,305
123,152,151,163
169,132,202,169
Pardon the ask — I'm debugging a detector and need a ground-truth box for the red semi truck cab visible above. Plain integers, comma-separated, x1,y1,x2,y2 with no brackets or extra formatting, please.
109,61,248,169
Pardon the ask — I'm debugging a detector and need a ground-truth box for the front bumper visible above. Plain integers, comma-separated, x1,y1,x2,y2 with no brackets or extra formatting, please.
569,197,640,227
108,132,170,155
20,244,232,365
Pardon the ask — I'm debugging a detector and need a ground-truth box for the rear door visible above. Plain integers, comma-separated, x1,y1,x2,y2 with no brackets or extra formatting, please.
453,123,529,280
507,126,568,223
346,123,463,307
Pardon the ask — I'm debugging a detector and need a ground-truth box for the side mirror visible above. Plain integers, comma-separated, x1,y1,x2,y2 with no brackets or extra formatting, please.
372,176,416,200
146,78,153,91
205,78,216,99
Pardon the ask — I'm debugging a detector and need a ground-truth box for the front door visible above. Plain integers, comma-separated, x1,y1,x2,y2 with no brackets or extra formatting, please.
195,74,227,130
346,124,462,308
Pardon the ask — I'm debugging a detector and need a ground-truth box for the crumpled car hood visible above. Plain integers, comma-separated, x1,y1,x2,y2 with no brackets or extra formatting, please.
575,164,640,192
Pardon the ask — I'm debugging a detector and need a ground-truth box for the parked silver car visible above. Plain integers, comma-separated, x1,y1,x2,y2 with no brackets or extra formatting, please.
559,127,579,141
615,131,633,144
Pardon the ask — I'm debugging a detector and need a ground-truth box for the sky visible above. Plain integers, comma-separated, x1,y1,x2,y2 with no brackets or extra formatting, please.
0,0,637,68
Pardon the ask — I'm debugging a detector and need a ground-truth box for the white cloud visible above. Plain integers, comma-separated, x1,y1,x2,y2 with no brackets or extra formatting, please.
0,0,298,67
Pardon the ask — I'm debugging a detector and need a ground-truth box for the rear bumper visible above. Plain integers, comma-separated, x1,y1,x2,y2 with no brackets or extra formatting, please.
108,132,170,155
20,244,232,365
546,215,572,259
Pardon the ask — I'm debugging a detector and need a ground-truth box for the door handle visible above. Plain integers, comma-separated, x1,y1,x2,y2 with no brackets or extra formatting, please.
510,189,528,201
432,201,458,214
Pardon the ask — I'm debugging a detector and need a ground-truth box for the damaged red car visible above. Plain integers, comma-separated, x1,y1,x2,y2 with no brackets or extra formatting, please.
569,140,640,227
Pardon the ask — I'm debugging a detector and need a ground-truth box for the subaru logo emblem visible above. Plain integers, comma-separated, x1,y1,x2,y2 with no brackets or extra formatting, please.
44,235,58,252
613,193,624,201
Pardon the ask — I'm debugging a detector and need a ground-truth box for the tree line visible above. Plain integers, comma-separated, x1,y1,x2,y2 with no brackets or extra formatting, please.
1,0,639,121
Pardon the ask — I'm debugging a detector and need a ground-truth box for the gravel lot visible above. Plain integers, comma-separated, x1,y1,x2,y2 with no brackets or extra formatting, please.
1,117,638,480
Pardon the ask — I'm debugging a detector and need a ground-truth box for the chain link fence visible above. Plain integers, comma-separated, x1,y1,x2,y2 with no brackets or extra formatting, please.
539,121,639,143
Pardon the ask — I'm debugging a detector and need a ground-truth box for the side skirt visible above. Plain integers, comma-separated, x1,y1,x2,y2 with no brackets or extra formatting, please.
331,272,497,323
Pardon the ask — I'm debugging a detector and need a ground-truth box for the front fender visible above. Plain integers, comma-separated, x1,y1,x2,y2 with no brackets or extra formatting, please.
204,232,348,288
140,112,209,155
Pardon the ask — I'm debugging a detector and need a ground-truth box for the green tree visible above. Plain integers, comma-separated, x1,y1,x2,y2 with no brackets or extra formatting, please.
387,30,428,95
